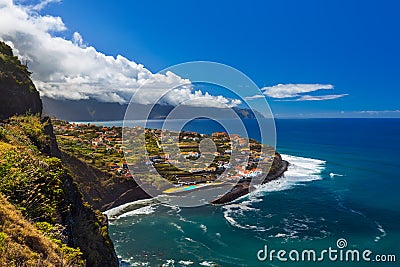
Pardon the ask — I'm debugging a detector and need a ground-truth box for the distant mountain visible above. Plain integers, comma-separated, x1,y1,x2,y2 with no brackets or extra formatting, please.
43,97,265,121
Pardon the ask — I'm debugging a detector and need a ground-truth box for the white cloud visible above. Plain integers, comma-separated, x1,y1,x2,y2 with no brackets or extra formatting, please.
31,0,61,11
166,88,242,108
244,83,347,102
279,94,349,101
244,94,264,100
261,83,334,98
358,109,400,114
0,0,241,108
72,32,84,47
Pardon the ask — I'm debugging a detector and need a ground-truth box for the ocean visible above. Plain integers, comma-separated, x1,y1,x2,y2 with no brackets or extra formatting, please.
97,118,400,266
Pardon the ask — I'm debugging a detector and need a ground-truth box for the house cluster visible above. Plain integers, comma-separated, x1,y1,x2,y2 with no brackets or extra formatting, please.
53,121,133,177
54,122,123,152
107,162,132,178
53,121,276,184
147,129,274,183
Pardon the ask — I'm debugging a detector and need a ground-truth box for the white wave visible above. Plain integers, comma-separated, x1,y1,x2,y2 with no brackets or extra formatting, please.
130,262,149,267
281,154,325,178
237,154,326,202
374,222,387,242
179,260,194,265
329,172,343,178
222,154,326,230
200,224,207,233
222,203,266,231
167,204,182,214
103,198,158,219
115,205,156,219
184,237,195,242
253,154,326,194
162,259,175,267
199,261,217,267
274,233,288,238
170,222,184,233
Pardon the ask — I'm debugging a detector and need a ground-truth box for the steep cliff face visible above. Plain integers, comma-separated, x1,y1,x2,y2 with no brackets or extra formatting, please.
0,41,119,266
61,151,150,211
0,116,119,267
0,42,42,120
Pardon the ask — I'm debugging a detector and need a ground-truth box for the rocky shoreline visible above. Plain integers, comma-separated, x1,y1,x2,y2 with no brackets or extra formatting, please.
211,160,289,205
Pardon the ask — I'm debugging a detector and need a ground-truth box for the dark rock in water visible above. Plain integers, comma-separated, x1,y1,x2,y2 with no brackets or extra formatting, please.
211,156,289,205
0,41,42,120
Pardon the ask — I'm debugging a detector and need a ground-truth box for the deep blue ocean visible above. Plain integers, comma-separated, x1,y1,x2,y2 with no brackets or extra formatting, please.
97,118,400,266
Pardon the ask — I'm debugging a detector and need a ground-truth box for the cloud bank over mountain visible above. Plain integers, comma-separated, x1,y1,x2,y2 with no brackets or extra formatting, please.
0,0,241,108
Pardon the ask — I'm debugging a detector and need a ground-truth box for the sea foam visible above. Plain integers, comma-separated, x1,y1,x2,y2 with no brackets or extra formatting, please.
223,154,326,230
104,198,157,220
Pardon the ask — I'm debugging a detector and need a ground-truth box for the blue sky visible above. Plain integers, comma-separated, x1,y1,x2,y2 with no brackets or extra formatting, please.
3,0,400,117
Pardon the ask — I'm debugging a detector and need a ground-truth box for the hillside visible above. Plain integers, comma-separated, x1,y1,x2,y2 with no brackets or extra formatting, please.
0,42,42,120
0,193,66,266
52,121,288,208
0,41,119,267
0,116,119,266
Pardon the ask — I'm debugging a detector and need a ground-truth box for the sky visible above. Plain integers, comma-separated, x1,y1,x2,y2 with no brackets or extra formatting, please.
1,0,399,118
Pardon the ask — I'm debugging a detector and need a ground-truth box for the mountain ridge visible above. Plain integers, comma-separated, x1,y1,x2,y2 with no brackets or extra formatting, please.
43,97,265,121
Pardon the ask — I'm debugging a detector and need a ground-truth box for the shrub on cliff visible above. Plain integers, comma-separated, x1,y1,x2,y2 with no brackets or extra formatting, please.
0,41,42,120
0,115,119,266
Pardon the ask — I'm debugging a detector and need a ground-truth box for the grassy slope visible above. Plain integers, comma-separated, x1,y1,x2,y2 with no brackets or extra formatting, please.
0,194,65,266
0,116,84,266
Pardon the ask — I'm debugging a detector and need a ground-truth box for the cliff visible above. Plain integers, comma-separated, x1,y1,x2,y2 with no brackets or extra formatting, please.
0,116,119,266
0,41,118,266
0,42,42,120
61,152,150,211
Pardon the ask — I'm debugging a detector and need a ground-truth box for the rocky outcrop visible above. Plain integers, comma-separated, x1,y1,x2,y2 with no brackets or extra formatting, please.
62,173,119,267
0,42,42,120
211,153,289,205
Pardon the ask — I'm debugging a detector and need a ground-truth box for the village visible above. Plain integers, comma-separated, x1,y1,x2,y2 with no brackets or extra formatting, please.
53,120,277,187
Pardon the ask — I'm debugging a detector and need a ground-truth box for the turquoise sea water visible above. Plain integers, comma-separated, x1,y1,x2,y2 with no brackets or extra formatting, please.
101,118,400,266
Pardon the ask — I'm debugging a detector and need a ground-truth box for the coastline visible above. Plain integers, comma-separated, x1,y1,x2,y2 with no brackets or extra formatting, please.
210,160,289,205
105,159,289,218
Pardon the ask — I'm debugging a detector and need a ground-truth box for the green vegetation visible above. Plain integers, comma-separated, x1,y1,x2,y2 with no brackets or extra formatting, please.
0,117,64,222
53,120,277,190
0,41,42,120
0,115,84,266
0,192,85,266
35,222,84,266
0,40,118,266
0,42,32,87
54,120,125,174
